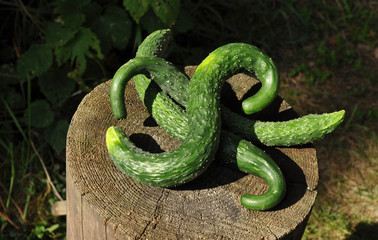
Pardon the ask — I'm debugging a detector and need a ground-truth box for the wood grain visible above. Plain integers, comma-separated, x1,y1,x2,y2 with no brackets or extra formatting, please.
66,67,318,239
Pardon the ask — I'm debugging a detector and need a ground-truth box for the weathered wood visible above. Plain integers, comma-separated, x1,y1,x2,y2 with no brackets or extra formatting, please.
66,66,318,239
51,201,66,217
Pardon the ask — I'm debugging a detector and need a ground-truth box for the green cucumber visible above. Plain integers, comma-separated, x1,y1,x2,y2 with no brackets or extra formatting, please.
108,53,277,188
127,29,344,210
132,32,286,210
219,131,286,210
135,29,345,146
222,107,345,146
142,42,280,115
134,29,189,107
107,56,222,187
108,54,286,210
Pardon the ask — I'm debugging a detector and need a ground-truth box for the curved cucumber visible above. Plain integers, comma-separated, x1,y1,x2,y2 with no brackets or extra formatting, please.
108,53,275,188
219,131,286,210
135,29,189,107
133,31,286,210
135,29,345,146
147,42,280,115
108,56,221,187
142,90,286,210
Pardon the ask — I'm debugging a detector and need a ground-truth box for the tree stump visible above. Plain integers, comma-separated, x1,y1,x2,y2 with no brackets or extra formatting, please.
66,66,318,240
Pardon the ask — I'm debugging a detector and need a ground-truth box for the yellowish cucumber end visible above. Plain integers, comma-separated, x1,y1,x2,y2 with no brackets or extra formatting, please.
106,126,121,154
338,109,346,119
333,109,346,126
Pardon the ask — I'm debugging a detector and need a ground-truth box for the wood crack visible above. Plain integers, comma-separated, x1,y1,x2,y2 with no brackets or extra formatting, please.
137,189,167,239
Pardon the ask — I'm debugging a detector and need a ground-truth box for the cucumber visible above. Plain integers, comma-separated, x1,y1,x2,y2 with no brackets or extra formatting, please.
219,131,286,210
134,29,189,107
222,107,345,146
135,29,345,146
108,54,286,210
141,42,280,115
108,54,277,188
107,56,222,187
108,30,343,210
137,32,280,115
128,30,344,210
132,32,286,210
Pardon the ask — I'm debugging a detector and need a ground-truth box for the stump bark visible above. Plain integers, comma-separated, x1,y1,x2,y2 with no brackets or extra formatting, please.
66,66,318,240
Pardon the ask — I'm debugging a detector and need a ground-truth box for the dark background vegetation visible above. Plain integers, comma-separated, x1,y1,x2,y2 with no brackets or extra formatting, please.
0,0,377,239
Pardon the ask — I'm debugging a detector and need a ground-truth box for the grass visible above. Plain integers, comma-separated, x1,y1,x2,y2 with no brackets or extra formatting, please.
302,121,377,239
277,16,378,237
273,2,378,236
1,0,377,239
0,107,66,239
1,71,65,239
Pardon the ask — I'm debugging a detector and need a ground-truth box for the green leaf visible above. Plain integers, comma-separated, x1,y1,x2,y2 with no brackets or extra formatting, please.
140,8,166,33
46,223,60,233
55,27,103,74
53,0,87,28
17,45,52,78
34,224,46,238
45,22,78,48
38,67,76,106
61,10,86,28
5,89,24,109
123,0,150,23
83,2,102,26
53,0,91,14
98,6,132,50
46,120,69,153
151,0,181,26
25,100,54,128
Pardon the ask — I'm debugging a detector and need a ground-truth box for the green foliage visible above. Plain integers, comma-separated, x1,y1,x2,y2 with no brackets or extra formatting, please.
2,0,184,156
24,100,54,129
93,5,132,53
150,0,181,26
17,45,53,79
46,120,69,153
123,0,180,25
1,0,184,238
288,63,331,86
32,223,61,239
123,0,150,23
38,68,76,107
45,22,77,48
54,27,103,75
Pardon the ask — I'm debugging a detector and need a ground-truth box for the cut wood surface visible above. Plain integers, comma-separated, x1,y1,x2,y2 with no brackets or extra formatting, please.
66,66,318,240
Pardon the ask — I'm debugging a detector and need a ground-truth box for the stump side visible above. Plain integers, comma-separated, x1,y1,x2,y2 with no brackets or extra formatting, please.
66,67,318,240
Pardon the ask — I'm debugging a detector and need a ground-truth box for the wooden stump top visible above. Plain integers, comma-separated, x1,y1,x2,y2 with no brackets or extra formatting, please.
66,66,318,239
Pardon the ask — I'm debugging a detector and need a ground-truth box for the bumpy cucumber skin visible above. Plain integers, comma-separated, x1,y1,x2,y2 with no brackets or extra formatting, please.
136,29,171,58
110,51,283,188
219,131,286,210
108,56,222,187
222,107,346,146
111,55,186,119
136,31,280,114
130,29,344,210
206,43,280,115
135,29,345,146
135,29,189,107
146,42,280,115
133,30,286,210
